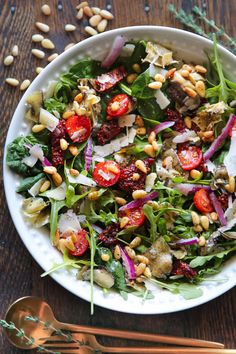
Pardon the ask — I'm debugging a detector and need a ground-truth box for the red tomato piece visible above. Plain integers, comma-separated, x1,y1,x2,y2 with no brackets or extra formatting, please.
193,189,214,213
119,207,145,228
69,229,89,257
177,145,202,171
106,94,132,117
93,161,121,187
65,115,92,143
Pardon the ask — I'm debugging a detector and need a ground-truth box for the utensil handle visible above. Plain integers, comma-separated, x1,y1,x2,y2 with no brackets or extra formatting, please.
59,323,224,349
103,348,236,354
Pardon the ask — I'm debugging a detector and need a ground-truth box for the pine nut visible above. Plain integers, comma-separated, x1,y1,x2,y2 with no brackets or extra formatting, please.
200,215,209,230
136,277,144,283
88,191,99,201
4,55,14,66
132,189,147,200
135,160,147,173
195,80,206,97
63,110,75,119
39,180,51,193
32,124,45,133
32,34,44,42
89,14,102,27
44,166,57,175
193,224,203,232
148,131,156,143
136,127,146,135
83,6,93,17
126,73,138,84
64,43,75,51
58,239,67,253
41,38,55,49
152,140,159,151
60,138,69,150
35,22,50,33
69,168,79,177
136,255,149,265
184,116,192,129
36,67,44,74
114,245,121,260
32,49,45,59
100,9,114,19
147,200,159,209
74,93,83,103
143,266,152,278
226,176,236,193
101,253,110,262
135,115,144,127
203,131,213,138
41,4,51,15
115,197,126,206
154,73,165,83
132,173,140,181
132,63,141,73
69,145,78,156
210,212,218,222
191,211,200,225
64,237,76,252
91,7,101,15
97,19,107,33
190,169,201,179
195,65,207,74
120,216,129,229
11,45,19,57
5,78,19,87
144,144,155,157
148,81,162,90
166,67,176,79
182,64,193,72
184,87,197,98
85,26,98,36
180,69,189,78
136,262,146,276
125,246,136,259
129,236,141,249
107,164,120,174
52,172,62,187
198,236,206,247
76,1,88,10
48,53,58,62
76,8,84,20
65,24,76,32
20,79,31,91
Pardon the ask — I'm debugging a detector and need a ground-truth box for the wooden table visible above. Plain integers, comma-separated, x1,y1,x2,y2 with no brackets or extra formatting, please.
0,0,235,352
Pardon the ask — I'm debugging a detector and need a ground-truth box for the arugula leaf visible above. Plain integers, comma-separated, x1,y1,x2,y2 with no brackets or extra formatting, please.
41,257,90,277
86,222,97,315
44,98,66,114
131,70,154,99
16,173,45,193
65,185,89,208
143,204,157,243
189,245,236,268
49,200,66,243
137,97,165,120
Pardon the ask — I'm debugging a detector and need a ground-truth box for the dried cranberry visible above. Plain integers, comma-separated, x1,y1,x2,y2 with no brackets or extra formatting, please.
166,82,187,105
50,120,67,166
217,194,228,210
171,260,197,280
165,108,185,133
118,158,154,194
98,223,120,246
96,121,122,145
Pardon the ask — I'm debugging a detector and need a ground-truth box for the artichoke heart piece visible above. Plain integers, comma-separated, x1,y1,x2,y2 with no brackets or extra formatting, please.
143,42,178,68
145,237,173,278
25,91,43,122
22,197,48,214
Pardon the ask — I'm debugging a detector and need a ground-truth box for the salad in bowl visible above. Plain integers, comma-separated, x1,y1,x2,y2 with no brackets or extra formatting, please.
5,27,236,313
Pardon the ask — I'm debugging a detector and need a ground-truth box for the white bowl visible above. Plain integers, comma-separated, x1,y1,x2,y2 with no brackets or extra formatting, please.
4,26,236,314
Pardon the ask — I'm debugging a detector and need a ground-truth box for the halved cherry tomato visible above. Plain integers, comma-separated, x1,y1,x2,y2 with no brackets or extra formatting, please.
177,145,202,171
65,115,91,143
93,161,121,187
106,94,133,117
193,189,214,213
119,207,145,228
69,229,89,257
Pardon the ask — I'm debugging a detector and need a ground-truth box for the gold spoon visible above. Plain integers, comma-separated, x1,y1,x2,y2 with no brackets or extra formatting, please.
4,296,225,350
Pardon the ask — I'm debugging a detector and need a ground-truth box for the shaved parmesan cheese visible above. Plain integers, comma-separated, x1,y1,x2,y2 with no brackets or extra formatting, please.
43,182,66,200
28,178,46,197
149,64,167,78
145,173,157,192
155,90,170,110
98,169,115,181
71,128,87,141
44,80,57,99
173,130,197,144
22,154,38,167
58,210,81,234
224,132,236,177
30,144,44,161
118,114,136,127
205,160,216,173
66,169,97,187
39,108,59,132
128,127,137,143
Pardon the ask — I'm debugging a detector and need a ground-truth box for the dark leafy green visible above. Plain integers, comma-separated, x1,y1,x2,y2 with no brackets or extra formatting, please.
137,97,165,120
131,70,154,99
16,173,45,193
189,244,236,268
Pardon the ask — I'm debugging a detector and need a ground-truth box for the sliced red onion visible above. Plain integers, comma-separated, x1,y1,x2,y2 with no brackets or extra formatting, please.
176,237,199,246
119,191,158,211
119,246,136,280
203,114,236,161
209,192,227,226
42,157,52,167
91,224,104,234
151,121,175,134
101,35,125,68
174,183,211,196
84,137,93,171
